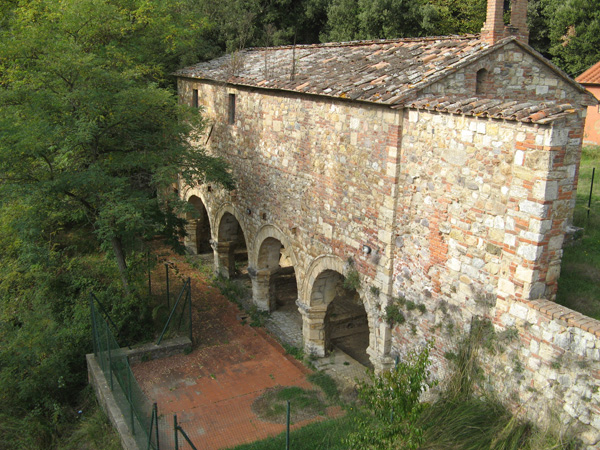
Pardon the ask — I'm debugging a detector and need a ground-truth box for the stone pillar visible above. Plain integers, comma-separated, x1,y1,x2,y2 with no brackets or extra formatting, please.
368,317,395,373
299,302,328,357
249,267,275,311
216,241,236,279
184,219,198,254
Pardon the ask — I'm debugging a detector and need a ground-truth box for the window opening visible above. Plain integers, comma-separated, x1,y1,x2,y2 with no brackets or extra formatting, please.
476,69,489,95
228,94,236,125
192,89,198,108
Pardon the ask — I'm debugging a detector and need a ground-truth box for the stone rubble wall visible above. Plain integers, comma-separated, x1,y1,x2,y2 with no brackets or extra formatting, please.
420,41,587,104
176,75,600,446
392,108,600,448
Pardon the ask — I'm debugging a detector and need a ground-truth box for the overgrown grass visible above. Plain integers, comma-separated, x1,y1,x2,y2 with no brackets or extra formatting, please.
227,411,360,450
557,145,600,319
308,371,340,403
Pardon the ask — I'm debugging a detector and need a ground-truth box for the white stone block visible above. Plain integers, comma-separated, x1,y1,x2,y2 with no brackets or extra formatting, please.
510,302,529,320
515,265,536,282
515,150,525,166
447,258,461,271
519,200,548,218
517,243,543,262
408,110,419,123
498,278,515,296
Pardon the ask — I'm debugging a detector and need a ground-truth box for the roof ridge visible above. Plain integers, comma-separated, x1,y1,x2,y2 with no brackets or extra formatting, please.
243,34,480,52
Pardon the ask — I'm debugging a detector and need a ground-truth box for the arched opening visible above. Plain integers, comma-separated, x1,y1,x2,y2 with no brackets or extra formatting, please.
310,270,371,368
476,68,489,95
253,237,301,343
216,212,248,278
185,196,211,254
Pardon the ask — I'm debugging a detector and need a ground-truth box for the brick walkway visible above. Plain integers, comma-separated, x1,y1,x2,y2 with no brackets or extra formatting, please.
132,249,340,449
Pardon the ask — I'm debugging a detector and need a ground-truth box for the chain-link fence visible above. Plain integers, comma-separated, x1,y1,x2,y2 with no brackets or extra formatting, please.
90,294,160,450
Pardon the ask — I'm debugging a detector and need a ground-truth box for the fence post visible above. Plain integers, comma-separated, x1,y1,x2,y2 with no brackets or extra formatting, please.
106,320,113,390
128,367,135,435
188,278,193,344
165,263,170,310
148,251,152,298
154,403,160,450
174,414,179,450
588,167,595,221
286,400,291,450
90,295,98,356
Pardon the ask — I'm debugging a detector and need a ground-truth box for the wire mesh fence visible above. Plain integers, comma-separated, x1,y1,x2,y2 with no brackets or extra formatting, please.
90,294,160,450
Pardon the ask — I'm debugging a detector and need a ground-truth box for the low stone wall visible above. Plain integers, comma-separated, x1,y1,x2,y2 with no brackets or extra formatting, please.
390,296,600,449
490,297,600,447
87,337,192,450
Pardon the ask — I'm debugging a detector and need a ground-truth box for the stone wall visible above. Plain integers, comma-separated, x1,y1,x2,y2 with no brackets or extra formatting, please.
178,78,401,366
177,74,600,446
420,41,588,104
390,108,600,448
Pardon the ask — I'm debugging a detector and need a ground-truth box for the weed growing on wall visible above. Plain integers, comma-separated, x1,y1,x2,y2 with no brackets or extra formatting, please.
345,340,436,450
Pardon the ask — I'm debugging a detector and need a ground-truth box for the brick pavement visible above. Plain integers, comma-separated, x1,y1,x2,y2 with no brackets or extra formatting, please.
132,250,340,449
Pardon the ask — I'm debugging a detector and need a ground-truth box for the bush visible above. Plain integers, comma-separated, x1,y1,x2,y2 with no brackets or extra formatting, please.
345,340,436,450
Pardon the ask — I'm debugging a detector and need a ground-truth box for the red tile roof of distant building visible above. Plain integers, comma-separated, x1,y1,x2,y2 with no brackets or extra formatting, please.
576,61,600,85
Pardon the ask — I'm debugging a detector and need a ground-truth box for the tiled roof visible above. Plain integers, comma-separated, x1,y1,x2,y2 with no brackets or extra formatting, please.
176,35,490,105
576,61,600,85
406,97,578,124
176,36,587,123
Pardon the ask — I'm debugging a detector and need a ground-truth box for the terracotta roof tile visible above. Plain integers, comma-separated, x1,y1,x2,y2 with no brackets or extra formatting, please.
576,61,600,85
176,35,586,123
406,97,577,124
176,35,488,104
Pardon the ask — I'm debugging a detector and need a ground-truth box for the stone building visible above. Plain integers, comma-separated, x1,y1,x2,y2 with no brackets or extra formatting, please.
576,61,600,145
175,0,600,445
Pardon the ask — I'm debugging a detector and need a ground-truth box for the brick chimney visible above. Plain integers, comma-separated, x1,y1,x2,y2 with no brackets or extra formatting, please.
481,0,529,45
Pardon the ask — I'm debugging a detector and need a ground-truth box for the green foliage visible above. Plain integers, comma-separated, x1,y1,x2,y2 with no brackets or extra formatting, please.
308,371,340,402
0,0,234,292
323,0,440,41
385,302,406,326
342,267,361,290
557,146,600,320
544,0,600,76
283,343,306,361
345,340,436,450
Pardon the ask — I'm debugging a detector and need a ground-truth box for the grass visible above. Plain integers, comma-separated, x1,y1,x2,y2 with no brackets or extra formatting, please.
557,145,600,319
227,411,360,450
251,386,326,424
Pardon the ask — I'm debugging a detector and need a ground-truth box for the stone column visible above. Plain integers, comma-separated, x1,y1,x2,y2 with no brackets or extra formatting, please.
184,219,198,254
368,316,395,373
215,241,236,279
249,267,275,311
299,302,328,357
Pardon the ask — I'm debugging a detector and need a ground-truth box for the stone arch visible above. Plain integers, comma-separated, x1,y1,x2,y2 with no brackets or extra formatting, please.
301,255,375,368
250,225,300,314
213,204,250,278
183,195,212,254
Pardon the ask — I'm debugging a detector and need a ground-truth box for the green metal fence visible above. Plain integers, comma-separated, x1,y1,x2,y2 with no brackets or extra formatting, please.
156,276,192,345
90,294,160,450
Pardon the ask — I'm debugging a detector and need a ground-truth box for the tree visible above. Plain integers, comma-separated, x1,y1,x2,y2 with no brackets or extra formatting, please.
543,0,600,76
0,0,234,293
322,0,441,42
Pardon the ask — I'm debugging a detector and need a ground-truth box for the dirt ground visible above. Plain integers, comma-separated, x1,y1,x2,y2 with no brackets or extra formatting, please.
132,247,343,449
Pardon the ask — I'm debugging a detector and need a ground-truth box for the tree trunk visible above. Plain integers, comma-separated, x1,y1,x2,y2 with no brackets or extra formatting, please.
111,236,130,296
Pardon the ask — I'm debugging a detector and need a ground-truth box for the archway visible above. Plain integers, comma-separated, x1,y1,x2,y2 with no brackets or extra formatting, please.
253,237,298,311
216,212,248,278
306,268,372,368
184,195,211,254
